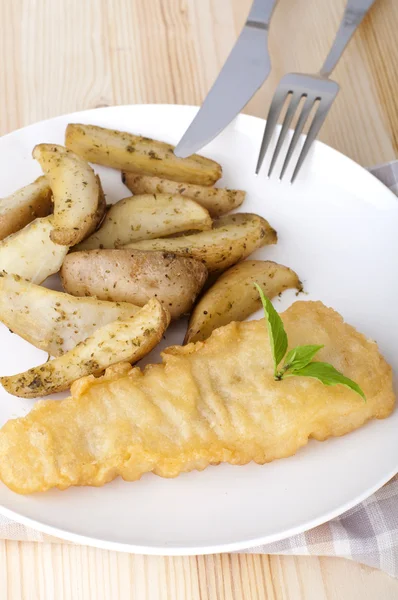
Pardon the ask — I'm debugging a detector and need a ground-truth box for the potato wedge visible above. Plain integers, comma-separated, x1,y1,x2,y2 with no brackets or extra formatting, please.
65,123,222,185
124,213,277,272
185,260,302,343
0,273,140,356
0,176,52,241
1,298,169,398
122,173,245,217
0,216,68,283
61,249,208,320
33,143,103,246
85,174,107,237
75,194,212,251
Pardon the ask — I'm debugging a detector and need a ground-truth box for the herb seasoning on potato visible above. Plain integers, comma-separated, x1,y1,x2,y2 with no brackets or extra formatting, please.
124,213,277,273
0,216,68,284
185,260,302,343
61,249,208,320
1,298,169,398
66,123,222,185
0,176,52,241
0,272,140,356
75,193,212,251
122,173,245,217
33,143,105,246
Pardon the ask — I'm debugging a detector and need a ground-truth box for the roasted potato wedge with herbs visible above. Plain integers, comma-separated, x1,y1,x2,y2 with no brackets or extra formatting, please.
61,249,208,320
86,174,107,236
75,194,212,251
122,173,245,218
124,213,277,273
1,298,169,398
33,143,104,246
185,260,302,344
0,176,52,241
0,216,68,283
0,273,140,356
65,123,222,185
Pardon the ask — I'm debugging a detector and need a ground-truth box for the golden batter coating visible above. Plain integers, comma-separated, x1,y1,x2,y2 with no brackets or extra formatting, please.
0,301,394,494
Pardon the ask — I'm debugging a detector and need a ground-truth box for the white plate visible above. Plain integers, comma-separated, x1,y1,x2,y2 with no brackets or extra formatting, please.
0,105,397,554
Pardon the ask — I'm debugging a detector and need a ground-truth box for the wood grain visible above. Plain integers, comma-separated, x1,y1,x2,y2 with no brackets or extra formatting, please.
0,542,397,599
0,0,397,598
0,0,396,164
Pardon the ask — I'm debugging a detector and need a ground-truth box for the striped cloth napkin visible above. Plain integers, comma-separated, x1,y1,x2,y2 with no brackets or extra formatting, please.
0,161,397,578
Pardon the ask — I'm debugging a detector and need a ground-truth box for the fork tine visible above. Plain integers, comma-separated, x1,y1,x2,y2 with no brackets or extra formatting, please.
279,96,316,180
268,93,303,177
255,86,288,175
290,99,332,183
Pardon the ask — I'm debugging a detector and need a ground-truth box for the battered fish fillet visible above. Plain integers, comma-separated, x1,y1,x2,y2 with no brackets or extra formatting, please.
0,301,394,494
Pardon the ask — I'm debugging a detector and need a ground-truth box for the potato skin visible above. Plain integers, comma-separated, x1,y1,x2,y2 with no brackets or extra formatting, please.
122,173,245,217
1,298,169,398
124,213,277,273
33,144,102,247
0,176,52,241
75,193,212,251
185,260,302,343
84,175,107,238
0,272,140,357
66,123,222,185
61,249,208,320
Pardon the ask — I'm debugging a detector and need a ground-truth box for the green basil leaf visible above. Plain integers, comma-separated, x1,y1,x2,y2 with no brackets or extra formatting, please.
288,361,366,400
283,344,324,372
254,283,287,375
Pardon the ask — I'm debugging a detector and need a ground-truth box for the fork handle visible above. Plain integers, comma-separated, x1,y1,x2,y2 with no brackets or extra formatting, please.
320,0,378,77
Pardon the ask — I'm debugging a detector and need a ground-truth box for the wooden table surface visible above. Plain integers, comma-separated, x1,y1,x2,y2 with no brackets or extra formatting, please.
0,0,397,598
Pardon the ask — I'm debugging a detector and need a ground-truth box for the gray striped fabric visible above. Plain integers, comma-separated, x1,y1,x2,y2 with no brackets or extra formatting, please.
369,160,398,196
0,160,396,577
244,475,398,577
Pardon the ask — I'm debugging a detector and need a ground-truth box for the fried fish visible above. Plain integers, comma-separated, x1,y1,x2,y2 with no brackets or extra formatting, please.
0,301,394,494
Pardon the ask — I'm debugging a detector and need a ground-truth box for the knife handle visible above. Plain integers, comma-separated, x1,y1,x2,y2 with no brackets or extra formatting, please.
247,0,278,27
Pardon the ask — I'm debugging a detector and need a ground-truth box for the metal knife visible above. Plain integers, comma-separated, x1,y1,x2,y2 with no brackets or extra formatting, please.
174,0,278,158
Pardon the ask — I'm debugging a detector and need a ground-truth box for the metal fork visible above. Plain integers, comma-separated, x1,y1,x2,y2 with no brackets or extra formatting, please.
256,0,378,183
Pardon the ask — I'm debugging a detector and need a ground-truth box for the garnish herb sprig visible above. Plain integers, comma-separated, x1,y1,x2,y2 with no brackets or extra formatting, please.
254,283,365,400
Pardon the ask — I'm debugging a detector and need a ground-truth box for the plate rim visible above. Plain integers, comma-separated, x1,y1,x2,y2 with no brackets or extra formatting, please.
0,463,396,554
0,103,396,554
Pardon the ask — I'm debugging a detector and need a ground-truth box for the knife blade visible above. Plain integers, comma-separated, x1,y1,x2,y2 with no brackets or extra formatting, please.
174,0,278,158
